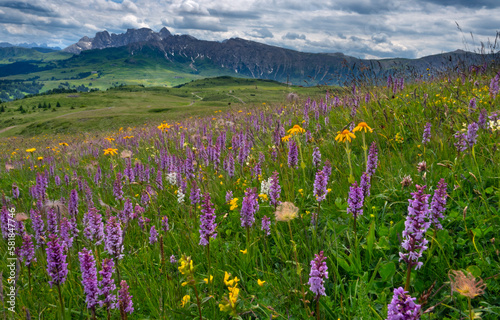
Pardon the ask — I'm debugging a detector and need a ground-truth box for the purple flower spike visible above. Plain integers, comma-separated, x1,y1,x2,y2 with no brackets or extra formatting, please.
30,209,45,247
68,189,78,218
269,171,281,207
366,142,378,177
422,122,431,145
360,172,371,198
46,235,68,288
84,208,104,246
240,187,259,228
105,217,124,260
99,258,117,309
149,226,158,245
313,169,328,202
308,251,328,297
399,185,431,270
288,139,299,169
386,287,421,320
312,147,321,168
199,193,217,246
78,248,99,309
161,216,170,232
261,215,271,236
347,181,364,219
20,233,36,266
429,179,448,230
225,190,233,203
118,280,134,314
466,122,479,148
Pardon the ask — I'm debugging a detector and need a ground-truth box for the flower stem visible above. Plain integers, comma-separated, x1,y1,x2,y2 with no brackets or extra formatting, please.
404,264,412,292
467,297,474,320
56,284,66,320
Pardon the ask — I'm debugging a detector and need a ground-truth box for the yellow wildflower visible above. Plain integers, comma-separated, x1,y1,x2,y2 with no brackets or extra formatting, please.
180,295,190,307
26,148,36,153
37,157,43,161
157,123,171,132
240,249,247,254
59,142,68,146
105,137,115,142
287,124,305,136
353,122,373,133
103,148,118,156
178,255,194,276
258,193,269,202
229,198,239,211
281,135,291,142
257,279,266,286
204,275,214,284
335,129,356,143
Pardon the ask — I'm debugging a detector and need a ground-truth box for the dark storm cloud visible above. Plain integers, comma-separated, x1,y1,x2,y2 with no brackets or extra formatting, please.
207,9,261,20
0,1,58,17
171,16,228,32
282,32,306,40
246,28,273,39
419,0,500,9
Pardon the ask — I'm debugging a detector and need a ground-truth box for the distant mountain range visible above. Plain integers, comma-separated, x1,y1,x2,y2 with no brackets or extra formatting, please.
0,27,498,101
0,42,61,51
60,27,499,85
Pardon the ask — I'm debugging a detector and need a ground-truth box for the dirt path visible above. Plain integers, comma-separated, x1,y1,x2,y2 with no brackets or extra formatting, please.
188,92,203,106
227,93,245,104
0,126,16,134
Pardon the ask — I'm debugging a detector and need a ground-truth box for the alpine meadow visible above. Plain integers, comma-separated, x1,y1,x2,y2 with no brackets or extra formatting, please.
1,4,500,320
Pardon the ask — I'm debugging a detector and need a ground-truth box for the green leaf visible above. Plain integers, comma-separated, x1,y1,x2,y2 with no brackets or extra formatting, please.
367,220,376,259
379,262,396,281
466,265,482,278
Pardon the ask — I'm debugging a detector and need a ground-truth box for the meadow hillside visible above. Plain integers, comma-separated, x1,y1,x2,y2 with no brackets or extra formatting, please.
0,77,328,138
0,63,499,319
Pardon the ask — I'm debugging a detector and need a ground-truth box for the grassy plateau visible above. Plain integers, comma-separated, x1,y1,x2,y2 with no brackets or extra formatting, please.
0,64,499,320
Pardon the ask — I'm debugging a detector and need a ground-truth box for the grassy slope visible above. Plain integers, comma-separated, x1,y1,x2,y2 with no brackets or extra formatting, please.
0,77,330,138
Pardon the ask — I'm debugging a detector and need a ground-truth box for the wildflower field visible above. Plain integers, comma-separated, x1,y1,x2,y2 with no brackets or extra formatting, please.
0,63,499,320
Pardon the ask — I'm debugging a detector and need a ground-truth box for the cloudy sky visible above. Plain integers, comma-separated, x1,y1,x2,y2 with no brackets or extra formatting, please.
0,0,498,59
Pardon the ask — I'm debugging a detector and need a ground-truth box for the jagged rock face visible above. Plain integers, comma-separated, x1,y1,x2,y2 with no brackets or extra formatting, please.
63,28,172,54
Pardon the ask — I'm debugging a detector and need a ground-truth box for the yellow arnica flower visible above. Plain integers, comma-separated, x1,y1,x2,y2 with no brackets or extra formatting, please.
240,249,247,254
353,122,373,133
158,123,171,131
103,148,118,156
335,129,356,143
59,142,68,146
257,279,266,286
281,135,291,142
105,137,115,142
287,124,306,136
180,295,190,307
37,157,43,161
26,148,36,153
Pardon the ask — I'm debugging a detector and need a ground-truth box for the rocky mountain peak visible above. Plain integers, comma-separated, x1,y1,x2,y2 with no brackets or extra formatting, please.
63,27,173,54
